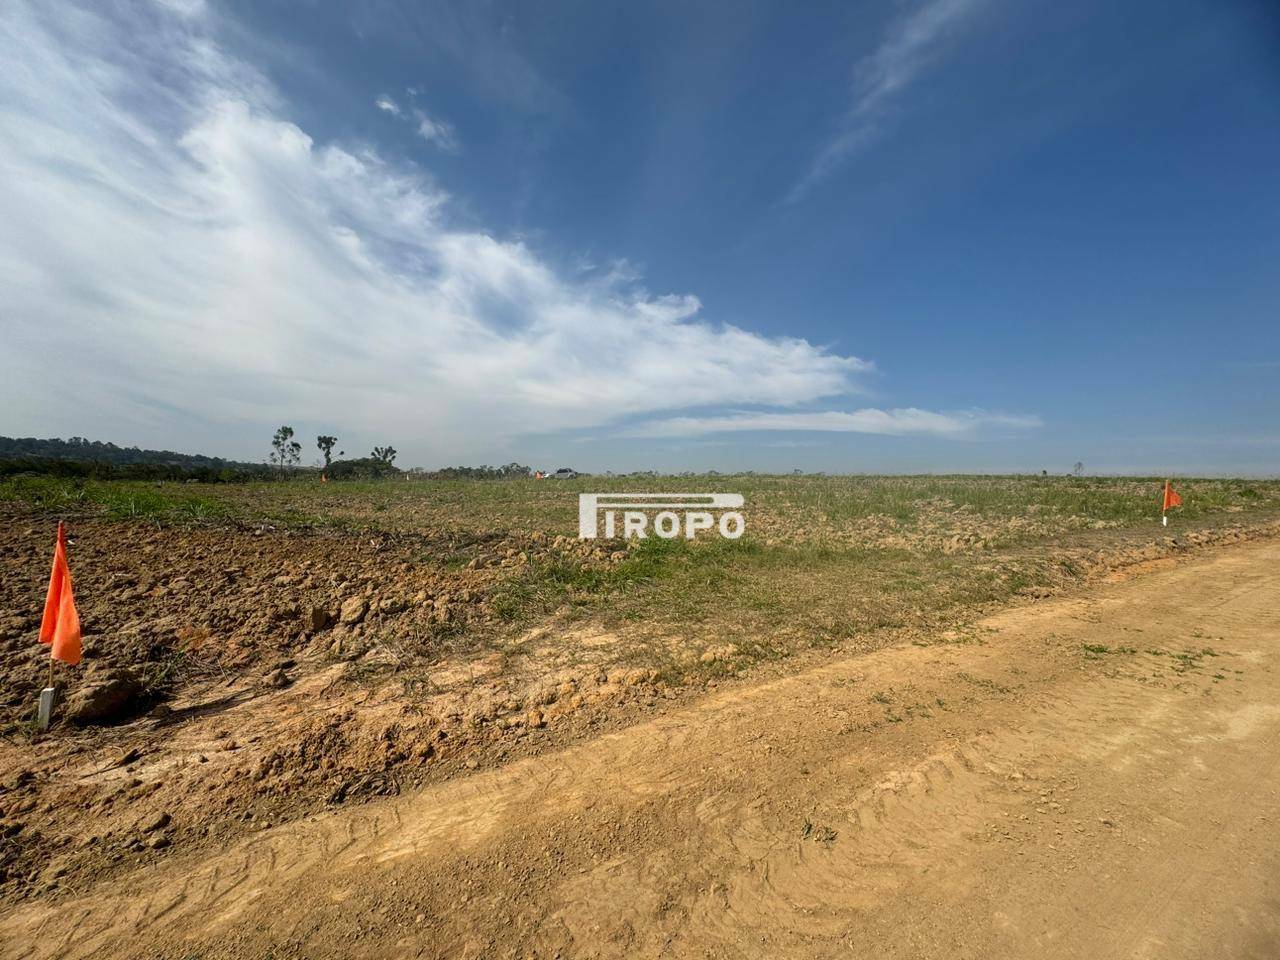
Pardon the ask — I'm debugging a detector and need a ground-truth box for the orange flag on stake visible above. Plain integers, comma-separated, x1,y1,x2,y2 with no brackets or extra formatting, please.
39,522,82,665
1161,480,1182,526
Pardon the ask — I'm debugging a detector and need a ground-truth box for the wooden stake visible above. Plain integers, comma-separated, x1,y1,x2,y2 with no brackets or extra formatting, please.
38,661,57,732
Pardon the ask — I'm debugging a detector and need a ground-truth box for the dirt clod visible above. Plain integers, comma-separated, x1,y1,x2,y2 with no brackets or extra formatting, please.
63,666,142,725
139,812,170,833
338,597,369,626
304,605,332,632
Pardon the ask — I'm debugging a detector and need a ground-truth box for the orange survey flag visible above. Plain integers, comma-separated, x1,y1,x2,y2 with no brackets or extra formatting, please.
1162,480,1183,512
39,521,82,665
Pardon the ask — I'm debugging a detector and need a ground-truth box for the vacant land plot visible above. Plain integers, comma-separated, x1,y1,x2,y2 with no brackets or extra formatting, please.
1,474,1278,920
7,536,1280,960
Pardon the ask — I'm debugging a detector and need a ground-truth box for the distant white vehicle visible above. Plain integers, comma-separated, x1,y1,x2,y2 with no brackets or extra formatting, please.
548,468,578,479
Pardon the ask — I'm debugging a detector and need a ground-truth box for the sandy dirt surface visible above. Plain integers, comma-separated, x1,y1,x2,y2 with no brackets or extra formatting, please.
2,538,1278,957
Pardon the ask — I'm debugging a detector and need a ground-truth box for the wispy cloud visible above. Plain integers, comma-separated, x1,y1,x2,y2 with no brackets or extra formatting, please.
630,409,1042,439
788,0,985,202
375,93,457,150
0,0,885,461
354,3,566,117
0,0,1033,464
414,110,456,151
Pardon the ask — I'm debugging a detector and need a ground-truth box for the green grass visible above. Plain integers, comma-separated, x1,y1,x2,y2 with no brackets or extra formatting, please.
488,536,724,624
0,475,232,522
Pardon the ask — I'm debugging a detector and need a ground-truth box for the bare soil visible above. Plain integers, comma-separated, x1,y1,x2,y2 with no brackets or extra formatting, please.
2,532,1279,957
0,513,653,903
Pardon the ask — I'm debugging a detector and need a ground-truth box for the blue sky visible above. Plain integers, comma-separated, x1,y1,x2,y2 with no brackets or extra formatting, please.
2,0,1277,473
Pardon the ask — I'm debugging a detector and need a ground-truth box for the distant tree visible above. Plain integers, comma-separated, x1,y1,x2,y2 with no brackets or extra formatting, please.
270,426,302,477
317,435,338,471
371,446,397,464
421,463,532,480
1072,461,1084,477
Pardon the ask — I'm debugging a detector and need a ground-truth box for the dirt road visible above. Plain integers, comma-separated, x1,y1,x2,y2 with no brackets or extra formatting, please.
4,539,1279,959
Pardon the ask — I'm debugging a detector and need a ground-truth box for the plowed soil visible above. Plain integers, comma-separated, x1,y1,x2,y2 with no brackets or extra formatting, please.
2,535,1278,958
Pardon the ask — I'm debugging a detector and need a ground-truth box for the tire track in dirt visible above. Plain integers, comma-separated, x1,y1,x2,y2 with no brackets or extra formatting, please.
3,540,1279,959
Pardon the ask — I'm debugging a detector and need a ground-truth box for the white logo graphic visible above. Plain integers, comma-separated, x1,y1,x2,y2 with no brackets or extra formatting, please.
578,493,745,540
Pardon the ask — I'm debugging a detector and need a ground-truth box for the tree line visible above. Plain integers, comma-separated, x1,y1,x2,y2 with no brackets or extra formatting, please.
0,436,258,470
0,436,270,481
268,426,398,479
0,433,539,483
412,463,533,480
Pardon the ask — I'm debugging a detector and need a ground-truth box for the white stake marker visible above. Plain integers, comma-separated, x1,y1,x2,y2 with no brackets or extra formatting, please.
37,686,57,731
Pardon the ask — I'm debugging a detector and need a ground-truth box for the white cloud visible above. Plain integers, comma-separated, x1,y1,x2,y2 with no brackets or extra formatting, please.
377,92,456,150
631,409,1043,439
789,0,985,201
414,110,457,151
0,0,904,463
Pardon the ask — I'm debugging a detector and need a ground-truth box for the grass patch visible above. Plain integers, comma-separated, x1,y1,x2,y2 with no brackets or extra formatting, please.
1082,643,1138,657
0,476,231,523
1144,647,1222,674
